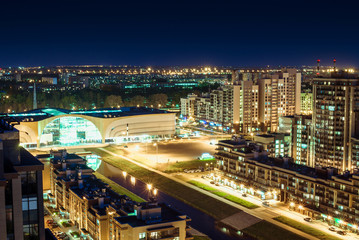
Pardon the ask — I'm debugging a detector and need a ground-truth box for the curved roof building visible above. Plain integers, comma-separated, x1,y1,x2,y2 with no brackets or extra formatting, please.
0,107,176,148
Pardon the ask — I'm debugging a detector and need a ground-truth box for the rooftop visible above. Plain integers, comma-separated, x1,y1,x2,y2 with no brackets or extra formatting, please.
115,203,184,228
0,107,169,122
248,156,337,180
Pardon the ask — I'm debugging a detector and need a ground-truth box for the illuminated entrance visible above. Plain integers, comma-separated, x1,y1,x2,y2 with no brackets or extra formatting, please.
39,117,102,147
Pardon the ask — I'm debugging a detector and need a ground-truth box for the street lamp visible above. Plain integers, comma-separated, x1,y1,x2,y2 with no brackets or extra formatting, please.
130,176,136,185
153,143,158,164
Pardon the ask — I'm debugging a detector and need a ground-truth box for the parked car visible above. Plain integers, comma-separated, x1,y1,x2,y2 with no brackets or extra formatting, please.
215,183,220,186
242,193,247,197
210,181,215,184
262,201,270,207
328,226,336,232
337,230,347,235
57,233,67,239
51,223,59,228
304,217,313,222
46,219,54,224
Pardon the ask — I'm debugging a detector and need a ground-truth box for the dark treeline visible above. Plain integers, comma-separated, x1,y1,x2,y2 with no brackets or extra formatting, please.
0,82,220,113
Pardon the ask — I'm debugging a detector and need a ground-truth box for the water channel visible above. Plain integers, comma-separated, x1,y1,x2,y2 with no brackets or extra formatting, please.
97,161,253,240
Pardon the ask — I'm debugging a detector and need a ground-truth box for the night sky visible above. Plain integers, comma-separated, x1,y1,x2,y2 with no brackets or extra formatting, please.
1,0,358,67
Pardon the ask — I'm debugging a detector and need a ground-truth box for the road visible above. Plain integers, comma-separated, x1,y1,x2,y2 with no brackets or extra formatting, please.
188,173,358,240
98,147,319,240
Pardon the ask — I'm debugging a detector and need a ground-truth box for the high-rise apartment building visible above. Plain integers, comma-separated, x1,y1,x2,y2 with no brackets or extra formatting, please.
278,115,314,167
181,85,240,130
181,69,301,134
258,69,301,132
0,120,45,240
180,93,197,119
312,73,359,172
301,89,313,115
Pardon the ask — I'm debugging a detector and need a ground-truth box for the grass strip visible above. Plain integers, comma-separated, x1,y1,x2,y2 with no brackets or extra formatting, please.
93,172,146,203
87,148,240,220
242,220,308,240
188,180,259,209
274,216,341,240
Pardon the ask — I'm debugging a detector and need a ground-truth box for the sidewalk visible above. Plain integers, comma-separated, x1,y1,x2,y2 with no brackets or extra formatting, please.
44,203,82,240
191,174,358,240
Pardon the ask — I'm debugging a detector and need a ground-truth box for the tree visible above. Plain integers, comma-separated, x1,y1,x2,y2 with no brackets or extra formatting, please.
104,95,123,108
127,95,145,107
148,93,167,108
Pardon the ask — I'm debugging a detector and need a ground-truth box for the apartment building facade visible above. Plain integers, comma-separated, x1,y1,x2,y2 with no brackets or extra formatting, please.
301,89,313,115
215,139,359,227
0,121,45,240
258,69,301,132
181,69,301,134
312,74,359,172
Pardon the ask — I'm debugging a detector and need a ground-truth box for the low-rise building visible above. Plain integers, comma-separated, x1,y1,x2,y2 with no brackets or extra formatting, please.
215,139,359,228
114,203,191,240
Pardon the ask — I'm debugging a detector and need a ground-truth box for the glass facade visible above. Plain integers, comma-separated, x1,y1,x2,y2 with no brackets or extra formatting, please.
40,117,102,147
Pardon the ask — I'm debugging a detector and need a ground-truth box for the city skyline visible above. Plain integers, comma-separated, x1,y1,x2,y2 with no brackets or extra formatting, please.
1,0,358,67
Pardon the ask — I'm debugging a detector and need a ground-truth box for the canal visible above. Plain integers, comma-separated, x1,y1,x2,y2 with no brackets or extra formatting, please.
97,161,252,240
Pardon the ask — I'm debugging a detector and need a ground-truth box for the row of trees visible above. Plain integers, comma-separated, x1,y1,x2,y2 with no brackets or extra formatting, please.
0,81,220,113
0,91,169,113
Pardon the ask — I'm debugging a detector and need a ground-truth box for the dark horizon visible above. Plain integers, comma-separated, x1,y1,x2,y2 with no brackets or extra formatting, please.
1,0,358,67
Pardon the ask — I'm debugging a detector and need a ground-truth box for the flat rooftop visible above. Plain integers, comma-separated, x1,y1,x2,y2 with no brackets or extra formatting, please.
115,203,184,227
0,107,169,122
248,156,336,180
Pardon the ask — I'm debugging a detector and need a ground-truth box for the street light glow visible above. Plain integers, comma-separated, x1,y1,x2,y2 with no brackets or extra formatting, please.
153,189,158,195
122,171,127,178
147,184,152,191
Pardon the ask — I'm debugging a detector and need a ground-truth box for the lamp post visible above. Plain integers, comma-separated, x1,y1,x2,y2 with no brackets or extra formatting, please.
153,143,158,164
